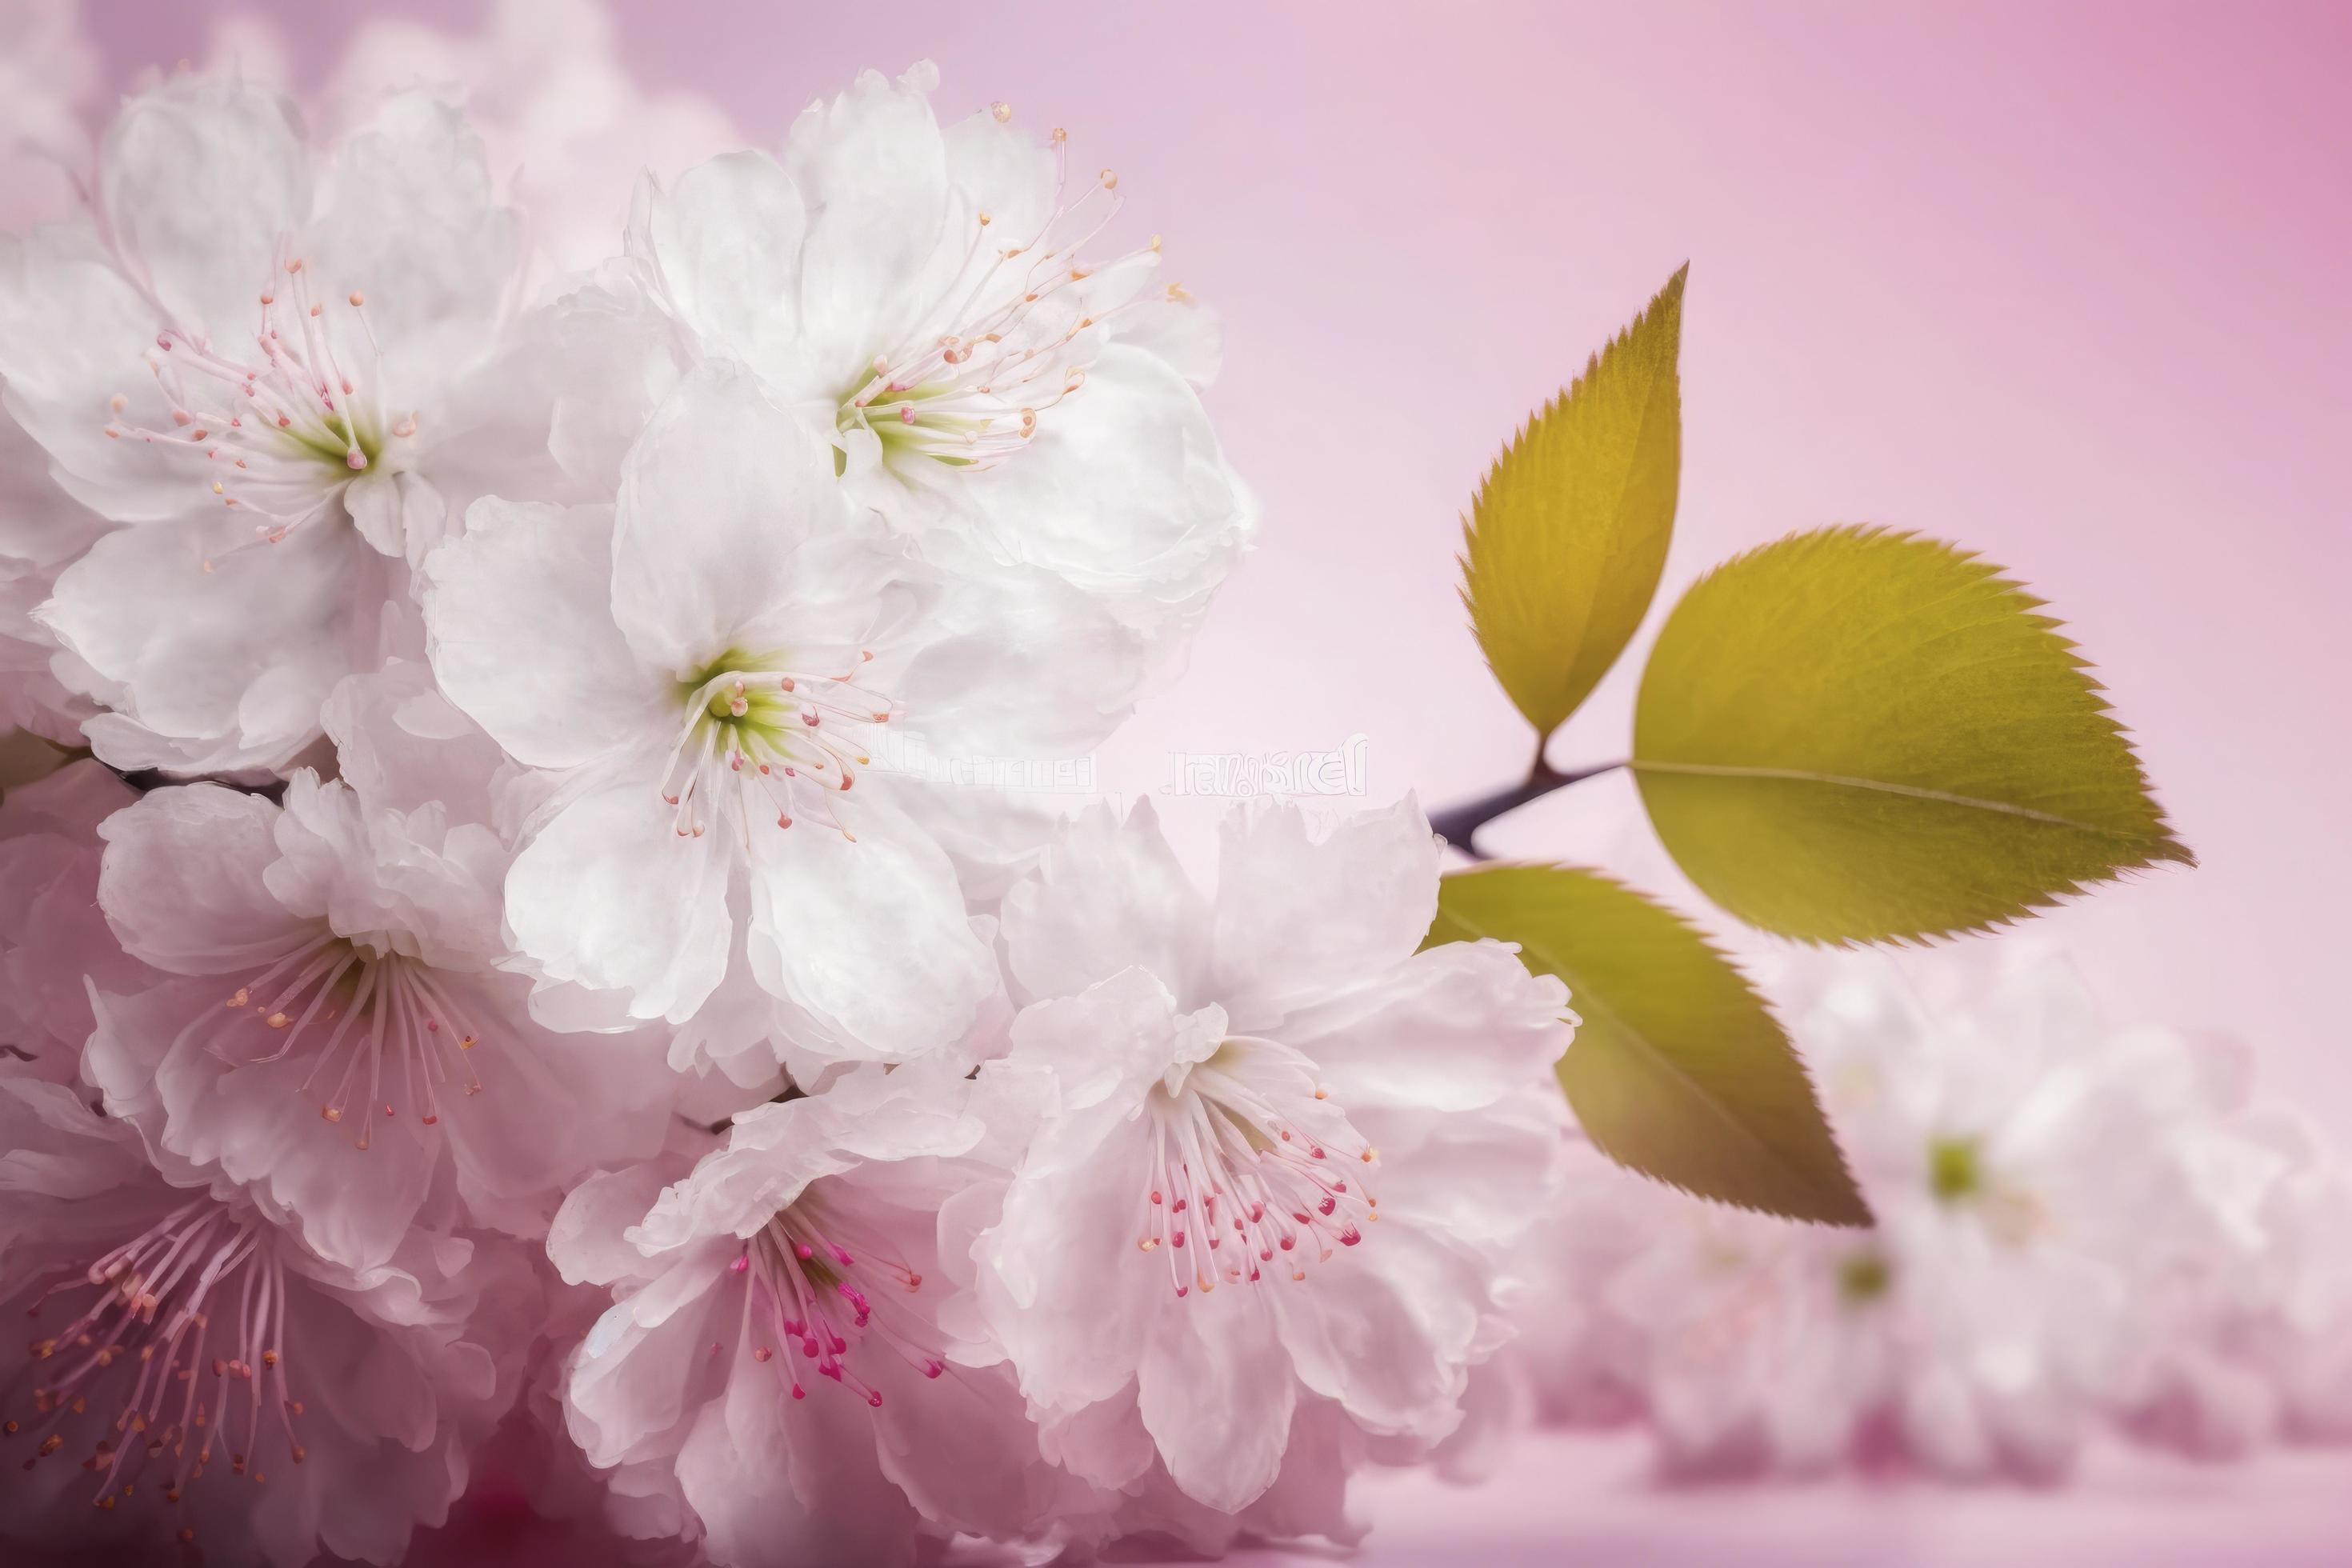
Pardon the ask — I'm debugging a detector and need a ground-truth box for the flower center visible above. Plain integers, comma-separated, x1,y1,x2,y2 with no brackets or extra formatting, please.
103,246,413,547
209,935,487,1143
1134,1038,1379,1298
730,1187,942,1408
1926,1136,1982,1203
4,1197,306,1526
834,125,1182,472
1837,1249,1894,1306
658,647,900,842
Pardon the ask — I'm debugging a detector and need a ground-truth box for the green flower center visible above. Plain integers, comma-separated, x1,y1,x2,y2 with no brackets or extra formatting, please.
1927,1136,1983,1202
1837,1250,1894,1305
658,646,898,841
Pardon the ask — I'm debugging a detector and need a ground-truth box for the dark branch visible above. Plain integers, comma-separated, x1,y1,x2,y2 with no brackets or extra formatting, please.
115,767,288,802
1429,758,1626,859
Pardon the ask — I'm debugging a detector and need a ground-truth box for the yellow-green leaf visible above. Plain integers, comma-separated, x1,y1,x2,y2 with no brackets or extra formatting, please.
1462,265,1686,742
1633,526,2192,942
1426,863,1868,1226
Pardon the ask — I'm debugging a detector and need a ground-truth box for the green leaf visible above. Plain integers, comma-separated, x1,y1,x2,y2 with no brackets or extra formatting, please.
1633,525,2191,943
1462,265,1686,742
1425,863,1869,1226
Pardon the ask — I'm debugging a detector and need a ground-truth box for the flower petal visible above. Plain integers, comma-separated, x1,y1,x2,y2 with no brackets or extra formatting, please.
422,498,667,770
1135,1286,1297,1513
778,62,952,378
95,783,310,974
954,343,1251,637
310,90,518,400
44,511,392,774
1283,938,1571,1114
1210,796,1439,1029
636,150,807,384
505,760,734,1026
890,562,1143,762
99,74,310,342
744,794,995,1062
610,360,858,673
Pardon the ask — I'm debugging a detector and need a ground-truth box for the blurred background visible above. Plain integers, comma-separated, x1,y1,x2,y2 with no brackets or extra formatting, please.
39,2,2352,1562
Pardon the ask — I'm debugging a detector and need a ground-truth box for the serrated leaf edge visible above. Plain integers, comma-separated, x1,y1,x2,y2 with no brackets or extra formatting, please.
1458,263,1689,742
1633,522,2195,946
1430,862,1872,1227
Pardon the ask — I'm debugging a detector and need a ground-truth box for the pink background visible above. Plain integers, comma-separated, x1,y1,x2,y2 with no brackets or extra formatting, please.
84,3,2352,1562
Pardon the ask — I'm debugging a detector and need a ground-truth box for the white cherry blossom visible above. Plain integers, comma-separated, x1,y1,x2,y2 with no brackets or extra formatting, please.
554,1063,1061,1568
621,61,1254,643
0,74,550,773
423,358,1139,1074
1513,949,2352,1479
85,774,671,1275
959,798,1576,1515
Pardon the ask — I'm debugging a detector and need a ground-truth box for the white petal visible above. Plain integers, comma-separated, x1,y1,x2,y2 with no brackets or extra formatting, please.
1273,1224,1478,1440
43,512,392,774
95,783,310,974
638,150,807,383
99,75,310,342
978,970,1185,1409
675,1340,918,1568
1284,939,1571,1114
565,1242,736,1466
890,562,1143,761
422,497,668,769
778,62,953,377
1135,1287,1297,1513
505,760,734,1025
1210,796,1440,1029
85,975,446,1276
310,90,518,401
999,798,1207,1004
954,343,1251,636
0,227,188,522
549,1162,678,1288
610,360,858,672
634,1069,977,1250
319,656,509,823
744,795,995,1062
938,104,1058,249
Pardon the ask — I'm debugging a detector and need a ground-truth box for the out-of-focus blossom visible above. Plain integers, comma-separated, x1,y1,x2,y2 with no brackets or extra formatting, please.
1506,947,2352,1479
199,0,743,280
0,758,148,1083
957,798,1575,1525
0,409,114,746
0,1074,533,1567
0,0,98,230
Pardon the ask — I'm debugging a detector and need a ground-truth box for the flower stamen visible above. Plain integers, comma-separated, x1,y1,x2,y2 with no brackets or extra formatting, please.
2,1201,305,1512
1134,1038,1378,1298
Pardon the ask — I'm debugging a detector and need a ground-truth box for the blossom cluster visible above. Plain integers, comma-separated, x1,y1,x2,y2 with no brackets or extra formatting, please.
1457,946,2352,1482
0,34,1582,1568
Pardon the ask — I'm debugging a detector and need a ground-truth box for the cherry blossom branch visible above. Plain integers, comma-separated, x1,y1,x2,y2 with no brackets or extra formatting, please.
1428,754,1626,860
